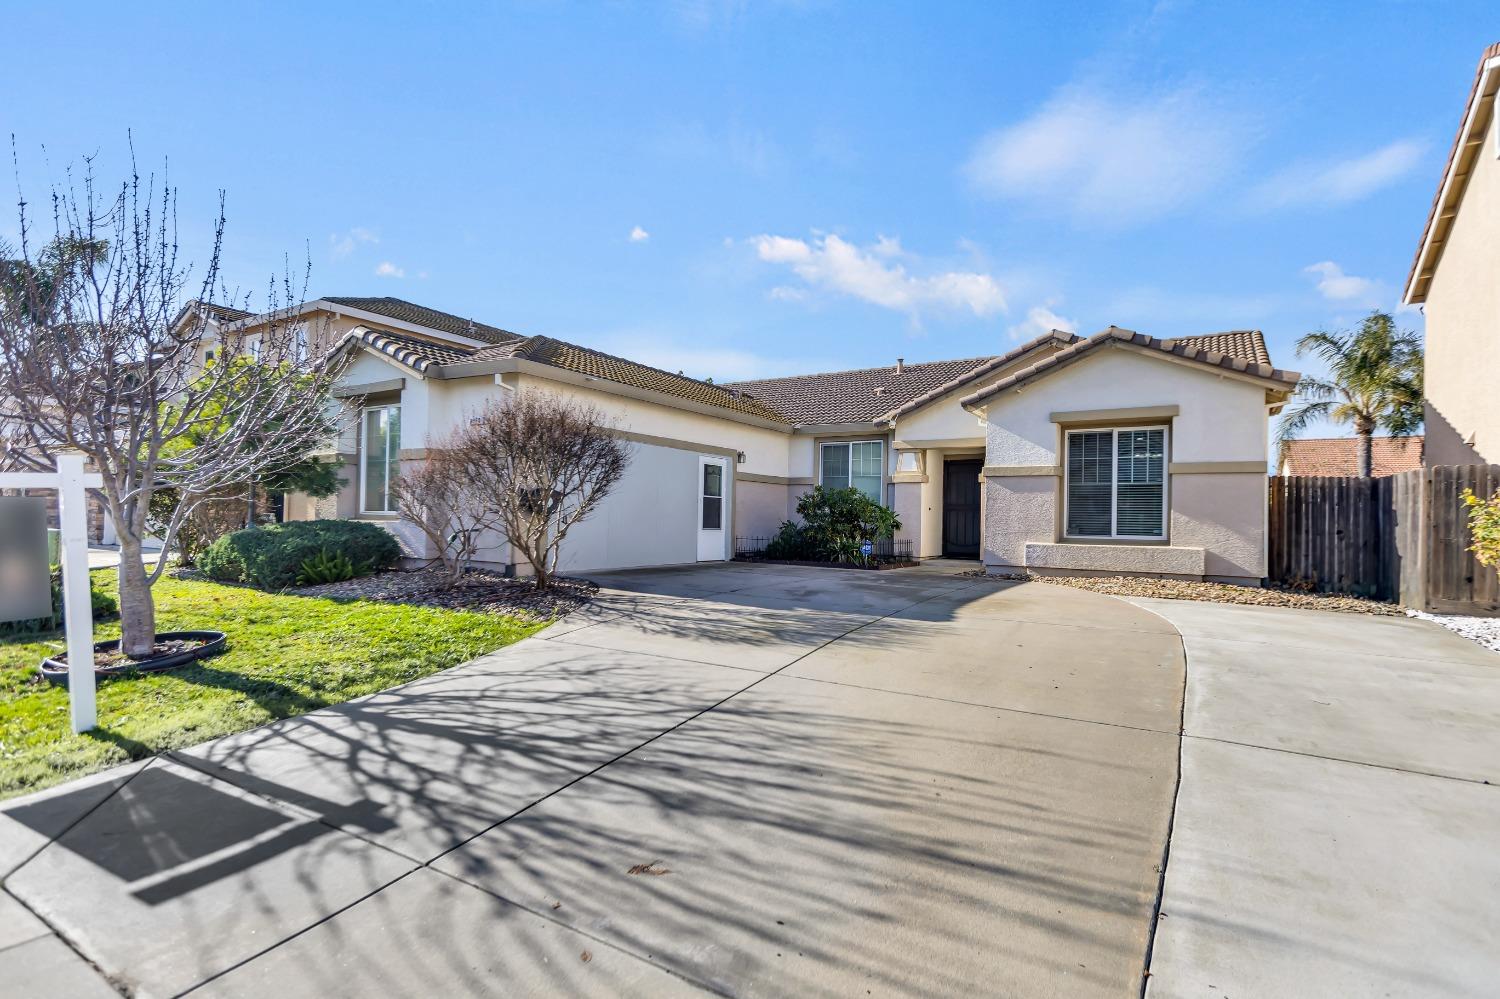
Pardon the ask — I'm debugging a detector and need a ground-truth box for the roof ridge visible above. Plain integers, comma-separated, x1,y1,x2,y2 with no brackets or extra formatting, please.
525,335,753,397
724,354,997,387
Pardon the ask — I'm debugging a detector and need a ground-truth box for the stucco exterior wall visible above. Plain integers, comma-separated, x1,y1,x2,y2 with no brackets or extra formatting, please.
979,346,1272,581
736,479,792,541
555,440,700,572
982,475,1055,568
1423,108,1500,465
1170,472,1267,579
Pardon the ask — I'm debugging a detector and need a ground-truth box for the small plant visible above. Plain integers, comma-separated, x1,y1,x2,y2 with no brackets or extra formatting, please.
1461,487,1500,571
296,549,359,586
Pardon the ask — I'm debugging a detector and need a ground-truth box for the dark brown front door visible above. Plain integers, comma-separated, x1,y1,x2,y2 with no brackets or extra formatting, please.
942,460,982,558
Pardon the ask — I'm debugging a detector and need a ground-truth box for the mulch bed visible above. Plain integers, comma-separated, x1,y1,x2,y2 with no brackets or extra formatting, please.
291,567,597,621
54,638,209,670
961,570,1404,616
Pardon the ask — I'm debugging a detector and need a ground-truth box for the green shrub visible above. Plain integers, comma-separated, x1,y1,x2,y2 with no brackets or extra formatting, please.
296,549,359,586
794,486,900,562
763,520,814,560
0,570,118,638
200,520,400,590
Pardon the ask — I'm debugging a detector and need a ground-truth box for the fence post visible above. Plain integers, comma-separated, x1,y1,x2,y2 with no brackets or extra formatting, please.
56,452,96,733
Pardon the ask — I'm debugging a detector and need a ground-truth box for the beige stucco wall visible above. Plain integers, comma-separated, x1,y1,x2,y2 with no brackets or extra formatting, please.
979,346,1272,581
1423,107,1500,465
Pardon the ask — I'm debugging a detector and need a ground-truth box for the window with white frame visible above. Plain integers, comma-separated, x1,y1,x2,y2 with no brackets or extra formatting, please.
820,441,883,503
1064,427,1166,539
361,404,402,514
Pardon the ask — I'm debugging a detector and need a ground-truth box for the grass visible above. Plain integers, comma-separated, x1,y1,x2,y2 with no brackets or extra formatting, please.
0,571,543,800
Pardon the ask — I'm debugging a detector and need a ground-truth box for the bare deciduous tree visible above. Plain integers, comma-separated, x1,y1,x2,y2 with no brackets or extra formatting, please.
389,433,497,588
0,154,349,657
466,392,629,590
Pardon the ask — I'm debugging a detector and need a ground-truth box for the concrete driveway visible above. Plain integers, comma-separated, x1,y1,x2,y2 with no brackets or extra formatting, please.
1133,598,1500,998
0,563,1185,998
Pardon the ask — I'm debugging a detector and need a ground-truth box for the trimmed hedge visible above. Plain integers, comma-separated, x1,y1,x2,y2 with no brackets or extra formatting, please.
200,520,401,590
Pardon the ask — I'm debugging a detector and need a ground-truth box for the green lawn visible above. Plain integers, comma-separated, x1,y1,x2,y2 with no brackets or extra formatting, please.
0,572,543,799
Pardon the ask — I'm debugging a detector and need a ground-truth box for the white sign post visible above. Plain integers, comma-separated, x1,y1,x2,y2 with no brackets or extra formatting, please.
0,452,103,733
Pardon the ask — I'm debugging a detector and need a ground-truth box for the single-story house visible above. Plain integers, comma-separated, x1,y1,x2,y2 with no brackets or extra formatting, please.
1278,436,1424,477
203,297,1299,584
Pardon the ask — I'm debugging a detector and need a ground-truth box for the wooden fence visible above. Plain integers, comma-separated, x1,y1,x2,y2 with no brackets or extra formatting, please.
1268,464,1500,615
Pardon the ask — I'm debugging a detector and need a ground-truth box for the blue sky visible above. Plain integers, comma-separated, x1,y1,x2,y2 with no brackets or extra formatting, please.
5,1,1498,419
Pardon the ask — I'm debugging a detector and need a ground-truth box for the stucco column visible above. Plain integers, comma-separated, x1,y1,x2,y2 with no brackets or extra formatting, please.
920,448,943,558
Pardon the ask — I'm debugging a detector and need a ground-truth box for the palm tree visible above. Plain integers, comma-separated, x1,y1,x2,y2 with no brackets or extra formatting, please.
1278,311,1423,477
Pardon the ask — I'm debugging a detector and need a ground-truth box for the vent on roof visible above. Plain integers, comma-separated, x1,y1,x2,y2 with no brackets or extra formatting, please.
873,386,887,396
895,357,905,375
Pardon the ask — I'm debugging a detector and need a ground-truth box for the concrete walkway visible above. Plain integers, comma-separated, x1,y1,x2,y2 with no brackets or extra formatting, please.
0,563,1184,998
1135,598,1500,998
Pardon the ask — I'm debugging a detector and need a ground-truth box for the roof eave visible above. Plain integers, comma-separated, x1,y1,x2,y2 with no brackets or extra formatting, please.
1404,47,1500,305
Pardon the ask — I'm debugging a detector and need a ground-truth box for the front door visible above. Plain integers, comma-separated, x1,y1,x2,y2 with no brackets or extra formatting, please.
942,459,982,558
697,456,728,561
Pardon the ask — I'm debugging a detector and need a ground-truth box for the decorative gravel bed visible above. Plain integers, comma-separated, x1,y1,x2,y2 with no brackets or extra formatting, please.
1406,609,1500,655
959,569,1403,616
292,567,598,621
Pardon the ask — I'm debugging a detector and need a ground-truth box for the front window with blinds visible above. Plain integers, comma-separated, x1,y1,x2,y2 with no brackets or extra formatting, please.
820,441,884,503
362,405,402,514
1064,427,1166,539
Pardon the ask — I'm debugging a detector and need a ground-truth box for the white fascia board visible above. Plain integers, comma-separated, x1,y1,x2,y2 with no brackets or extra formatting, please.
1404,56,1500,305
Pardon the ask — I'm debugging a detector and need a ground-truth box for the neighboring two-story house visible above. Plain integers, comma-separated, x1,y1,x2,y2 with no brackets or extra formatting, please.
1404,41,1500,464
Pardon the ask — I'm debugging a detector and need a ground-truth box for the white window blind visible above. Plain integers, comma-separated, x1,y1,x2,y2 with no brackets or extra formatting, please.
1065,427,1166,539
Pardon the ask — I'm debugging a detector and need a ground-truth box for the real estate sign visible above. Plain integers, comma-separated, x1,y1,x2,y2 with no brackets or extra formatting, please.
0,496,52,623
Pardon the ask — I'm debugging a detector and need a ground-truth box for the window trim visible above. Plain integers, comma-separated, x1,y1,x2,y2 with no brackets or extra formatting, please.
360,403,402,515
818,439,886,504
1061,425,1169,541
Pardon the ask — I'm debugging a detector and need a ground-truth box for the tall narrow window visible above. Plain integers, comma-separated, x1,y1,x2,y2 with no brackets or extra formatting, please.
362,405,401,514
1064,427,1166,539
701,462,723,529
819,441,884,504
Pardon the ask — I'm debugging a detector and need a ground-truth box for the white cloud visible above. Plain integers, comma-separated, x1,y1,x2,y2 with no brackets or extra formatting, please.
329,227,378,259
1008,304,1077,342
1251,139,1427,209
963,83,1249,225
751,232,1006,320
374,261,405,279
1303,261,1380,303
629,225,651,243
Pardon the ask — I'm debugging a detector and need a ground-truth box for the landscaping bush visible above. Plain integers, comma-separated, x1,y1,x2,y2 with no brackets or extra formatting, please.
764,520,815,560
200,520,400,590
794,486,900,562
1462,487,1500,573
0,570,118,639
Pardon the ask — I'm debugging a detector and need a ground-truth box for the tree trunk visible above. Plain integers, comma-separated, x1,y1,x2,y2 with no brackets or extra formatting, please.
116,538,157,659
1357,430,1374,478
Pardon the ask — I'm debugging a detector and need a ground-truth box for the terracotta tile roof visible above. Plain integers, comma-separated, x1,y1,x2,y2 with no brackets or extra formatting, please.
503,337,791,423
1166,329,1272,366
722,356,1000,425
347,328,475,371
342,328,789,423
1405,41,1500,304
172,299,254,329
960,326,1300,410
881,330,1082,420
1279,436,1424,477
322,296,521,345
